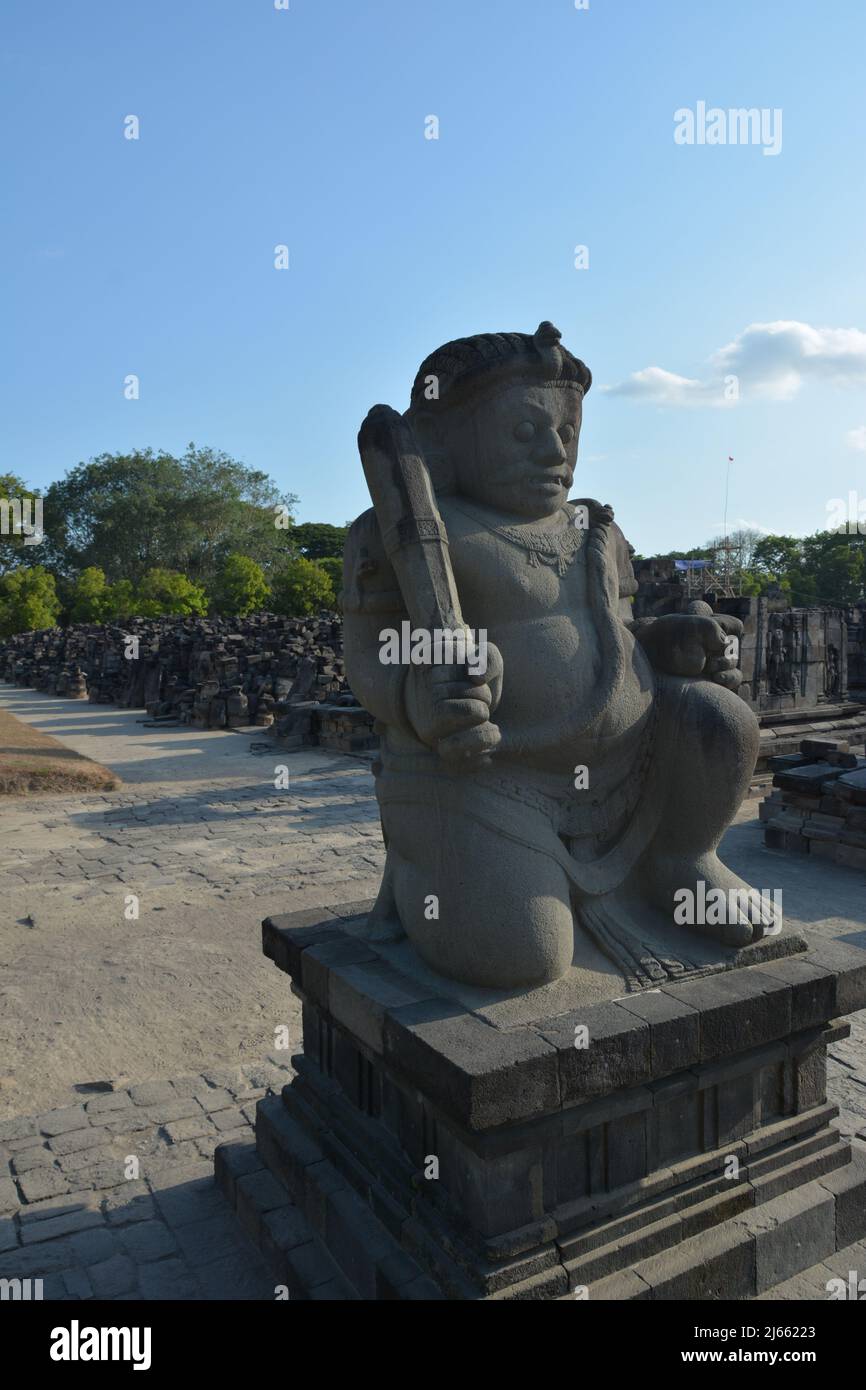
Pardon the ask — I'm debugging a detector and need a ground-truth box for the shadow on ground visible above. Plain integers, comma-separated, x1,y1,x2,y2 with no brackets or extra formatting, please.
0,1172,275,1300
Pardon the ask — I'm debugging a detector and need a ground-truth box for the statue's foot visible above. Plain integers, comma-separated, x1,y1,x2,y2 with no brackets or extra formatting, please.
354,863,407,944
643,853,779,948
355,906,406,944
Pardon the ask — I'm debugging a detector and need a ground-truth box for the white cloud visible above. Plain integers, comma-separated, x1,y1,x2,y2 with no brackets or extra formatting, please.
845,425,866,452
601,367,722,407
603,320,866,407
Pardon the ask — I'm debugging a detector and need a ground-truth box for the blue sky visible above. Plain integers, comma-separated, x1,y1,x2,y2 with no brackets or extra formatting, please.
3,0,865,555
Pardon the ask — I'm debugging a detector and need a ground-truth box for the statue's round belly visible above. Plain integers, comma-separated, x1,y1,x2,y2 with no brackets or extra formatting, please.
493,616,654,773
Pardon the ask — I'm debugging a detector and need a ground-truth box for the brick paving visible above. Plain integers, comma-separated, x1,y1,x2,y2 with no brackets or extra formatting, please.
0,1063,294,1300
0,771,384,915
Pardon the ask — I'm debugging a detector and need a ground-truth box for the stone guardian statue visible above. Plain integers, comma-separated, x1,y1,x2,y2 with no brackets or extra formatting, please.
343,323,776,991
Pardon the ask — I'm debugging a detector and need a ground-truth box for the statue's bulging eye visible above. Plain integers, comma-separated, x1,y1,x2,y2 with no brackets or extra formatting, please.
559,424,576,445
514,420,536,443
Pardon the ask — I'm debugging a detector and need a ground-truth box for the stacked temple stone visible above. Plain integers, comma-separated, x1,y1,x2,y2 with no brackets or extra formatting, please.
0,613,374,742
0,625,93,701
632,570,866,768
274,698,379,755
848,602,866,694
761,738,866,871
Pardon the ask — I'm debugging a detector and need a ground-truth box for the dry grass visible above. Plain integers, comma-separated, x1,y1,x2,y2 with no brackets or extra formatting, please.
0,707,121,796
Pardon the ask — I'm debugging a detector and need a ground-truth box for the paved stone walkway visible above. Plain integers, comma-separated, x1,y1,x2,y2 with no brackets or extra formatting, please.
1,689,865,1300
0,690,384,914
0,688,384,1114
0,1063,291,1300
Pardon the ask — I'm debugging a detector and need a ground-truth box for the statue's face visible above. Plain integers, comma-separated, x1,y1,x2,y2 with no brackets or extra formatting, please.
447,383,583,519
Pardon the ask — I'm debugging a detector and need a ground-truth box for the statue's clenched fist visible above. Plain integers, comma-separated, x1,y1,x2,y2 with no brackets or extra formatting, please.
405,642,504,763
635,613,744,689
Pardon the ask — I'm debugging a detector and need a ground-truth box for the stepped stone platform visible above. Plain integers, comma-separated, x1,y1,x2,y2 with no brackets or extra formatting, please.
757,703,866,771
219,904,866,1300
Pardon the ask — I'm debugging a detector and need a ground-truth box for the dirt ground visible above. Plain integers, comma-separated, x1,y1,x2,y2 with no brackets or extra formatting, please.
0,705,119,795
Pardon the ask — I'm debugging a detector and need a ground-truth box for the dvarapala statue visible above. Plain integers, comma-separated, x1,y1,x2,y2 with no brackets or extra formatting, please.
344,322,775,991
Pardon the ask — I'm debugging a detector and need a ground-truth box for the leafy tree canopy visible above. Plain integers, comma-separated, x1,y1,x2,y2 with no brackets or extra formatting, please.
316,555,343,599
42,445,298,589
270,556,335,617
211,553,271,617
0,565,62,637
289,521,348,561
136,568,209,617
69,566,114,623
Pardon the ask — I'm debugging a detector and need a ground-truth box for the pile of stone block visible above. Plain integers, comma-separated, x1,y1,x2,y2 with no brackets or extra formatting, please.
267,696,378,754
0,612,359,740
310,701,379,754
0,625,94,699
760,737,866,870
848,602,866,694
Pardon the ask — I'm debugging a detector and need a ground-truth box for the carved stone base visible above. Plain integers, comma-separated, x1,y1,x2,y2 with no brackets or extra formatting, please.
227,907,866,1300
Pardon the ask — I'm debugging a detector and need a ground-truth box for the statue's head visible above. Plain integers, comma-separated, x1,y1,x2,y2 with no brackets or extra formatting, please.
406,322,591,519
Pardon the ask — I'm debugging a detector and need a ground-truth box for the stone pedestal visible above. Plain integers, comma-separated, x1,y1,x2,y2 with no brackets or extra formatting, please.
224,906,866,1300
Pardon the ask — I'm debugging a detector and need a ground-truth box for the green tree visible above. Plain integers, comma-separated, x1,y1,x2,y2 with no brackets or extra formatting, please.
212,553,271,616
0,565,62,636
270,557,335,617
752,534,802,580
103,578,140,619
317,555,343,601
135,568,208,617
289,522,348,561
43,445,298,588
67,566,144,622
69,566,113,622
800,531,865,606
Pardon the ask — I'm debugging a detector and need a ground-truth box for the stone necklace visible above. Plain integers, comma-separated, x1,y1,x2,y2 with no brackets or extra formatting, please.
449,500,586,575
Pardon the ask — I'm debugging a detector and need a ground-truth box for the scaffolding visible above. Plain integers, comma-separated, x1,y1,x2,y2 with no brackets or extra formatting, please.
675,545,741,600
705,539,742,598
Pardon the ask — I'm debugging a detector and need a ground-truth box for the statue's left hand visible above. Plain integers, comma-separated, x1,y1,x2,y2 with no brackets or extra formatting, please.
635,613,744,689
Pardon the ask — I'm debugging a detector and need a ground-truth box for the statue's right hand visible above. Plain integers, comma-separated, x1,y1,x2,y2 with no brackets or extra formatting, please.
404,644,503,763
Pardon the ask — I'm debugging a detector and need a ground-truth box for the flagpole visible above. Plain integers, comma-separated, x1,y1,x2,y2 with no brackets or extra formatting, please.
723,455,732,546
723,455,733,594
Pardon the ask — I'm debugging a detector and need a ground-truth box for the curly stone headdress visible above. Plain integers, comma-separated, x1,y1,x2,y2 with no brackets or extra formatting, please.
409,321,591,413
